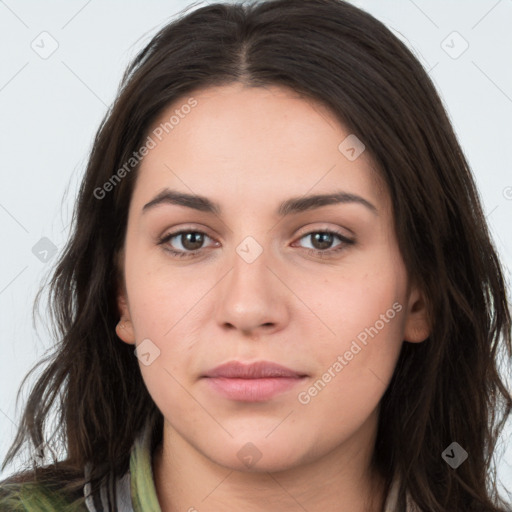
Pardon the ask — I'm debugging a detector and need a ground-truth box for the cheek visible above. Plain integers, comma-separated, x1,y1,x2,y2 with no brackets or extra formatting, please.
293,262,406,406
295,301,404,441
124,244,203,337
295,258,406,350
125,270,200,416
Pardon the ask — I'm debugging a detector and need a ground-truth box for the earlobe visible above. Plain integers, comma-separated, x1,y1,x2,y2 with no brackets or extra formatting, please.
403,285,431,343
115,317,136,345
116,285,136,345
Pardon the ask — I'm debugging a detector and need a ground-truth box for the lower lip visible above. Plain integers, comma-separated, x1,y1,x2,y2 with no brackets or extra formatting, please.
203,376,305,402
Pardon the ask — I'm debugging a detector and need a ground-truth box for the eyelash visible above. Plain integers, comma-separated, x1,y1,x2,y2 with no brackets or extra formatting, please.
157,228,355,259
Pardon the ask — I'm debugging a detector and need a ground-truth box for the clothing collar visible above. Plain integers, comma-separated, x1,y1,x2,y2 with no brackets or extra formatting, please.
129,421,162,512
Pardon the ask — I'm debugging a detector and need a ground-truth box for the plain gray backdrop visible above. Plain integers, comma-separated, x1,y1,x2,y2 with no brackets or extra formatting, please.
1,0,511,499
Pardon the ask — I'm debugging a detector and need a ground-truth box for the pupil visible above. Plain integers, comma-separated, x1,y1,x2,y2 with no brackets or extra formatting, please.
313,233,332,250
183,232,203,250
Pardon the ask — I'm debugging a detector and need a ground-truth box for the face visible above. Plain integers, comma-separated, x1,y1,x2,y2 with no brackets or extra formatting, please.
116,83,429,473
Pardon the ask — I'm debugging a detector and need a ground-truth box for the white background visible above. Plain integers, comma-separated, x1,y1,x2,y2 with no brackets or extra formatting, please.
1,0,511,499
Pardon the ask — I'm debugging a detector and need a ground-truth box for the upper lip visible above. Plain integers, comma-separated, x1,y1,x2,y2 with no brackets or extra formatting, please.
202,360,307,379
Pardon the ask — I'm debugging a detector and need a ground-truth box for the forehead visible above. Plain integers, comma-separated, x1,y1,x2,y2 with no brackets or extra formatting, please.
133,83,387,213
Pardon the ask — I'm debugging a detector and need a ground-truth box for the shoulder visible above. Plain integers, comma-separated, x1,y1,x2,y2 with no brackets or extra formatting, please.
0,471,87,511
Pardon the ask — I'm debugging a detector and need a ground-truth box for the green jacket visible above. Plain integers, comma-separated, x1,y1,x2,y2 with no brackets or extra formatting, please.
0,422,161,511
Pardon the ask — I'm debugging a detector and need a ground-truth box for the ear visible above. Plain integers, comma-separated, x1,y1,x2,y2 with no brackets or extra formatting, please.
403,281,430,343
115,250,136,345
116,292,136,345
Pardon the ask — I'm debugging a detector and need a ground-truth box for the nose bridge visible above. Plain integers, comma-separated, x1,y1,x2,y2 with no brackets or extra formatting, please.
228,232,273,298
215,229,287,333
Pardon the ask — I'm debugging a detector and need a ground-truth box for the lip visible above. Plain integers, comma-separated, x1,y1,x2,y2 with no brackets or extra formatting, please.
203,360,306,379
201,361,308,402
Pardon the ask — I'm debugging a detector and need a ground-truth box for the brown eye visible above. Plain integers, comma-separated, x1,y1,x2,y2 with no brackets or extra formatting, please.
158,230,215,258
308,232,337,250
177,232,205,251
293,229,355,258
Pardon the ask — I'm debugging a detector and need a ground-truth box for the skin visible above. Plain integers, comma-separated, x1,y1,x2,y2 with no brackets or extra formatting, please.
116,83,430,512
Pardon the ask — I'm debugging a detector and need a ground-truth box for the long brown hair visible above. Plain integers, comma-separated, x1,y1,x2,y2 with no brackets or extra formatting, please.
2,0,511,510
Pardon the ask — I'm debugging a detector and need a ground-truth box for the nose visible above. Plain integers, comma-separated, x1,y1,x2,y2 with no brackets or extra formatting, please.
215,241,290,338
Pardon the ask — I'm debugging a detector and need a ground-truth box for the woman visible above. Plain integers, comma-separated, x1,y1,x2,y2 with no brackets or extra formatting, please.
1,0,511,510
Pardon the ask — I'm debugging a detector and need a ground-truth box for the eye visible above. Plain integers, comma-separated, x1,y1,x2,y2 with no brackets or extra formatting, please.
158,229,216,258
293,229,355,257
158,228,355,259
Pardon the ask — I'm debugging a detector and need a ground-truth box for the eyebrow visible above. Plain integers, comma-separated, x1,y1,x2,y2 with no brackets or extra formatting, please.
142,188,378,217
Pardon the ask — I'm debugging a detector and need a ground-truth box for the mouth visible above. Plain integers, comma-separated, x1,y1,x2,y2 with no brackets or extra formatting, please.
201,360,308,402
